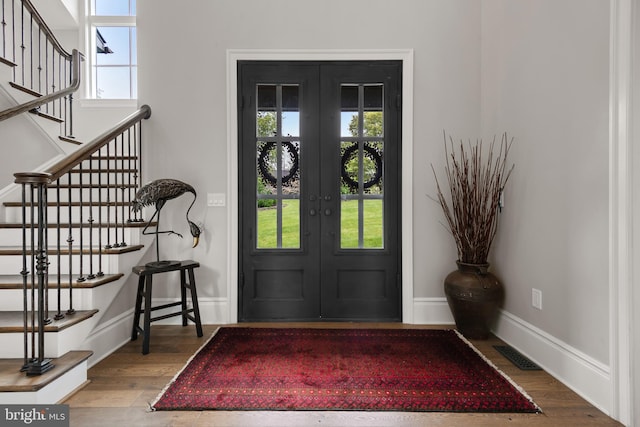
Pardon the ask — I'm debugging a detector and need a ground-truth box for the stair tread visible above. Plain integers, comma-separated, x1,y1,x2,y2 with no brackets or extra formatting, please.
0,310,99,333
0,244,145,256
59,136,83,145
0,350,92,392
30,109,64,123
9,82,42,98
0,56,17,67
0,273,124,289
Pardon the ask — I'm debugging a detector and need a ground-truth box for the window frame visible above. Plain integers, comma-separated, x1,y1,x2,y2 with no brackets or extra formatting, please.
83,2,137,101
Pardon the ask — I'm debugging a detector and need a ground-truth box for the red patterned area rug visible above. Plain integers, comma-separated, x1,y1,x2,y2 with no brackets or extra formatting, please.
151,327,540,412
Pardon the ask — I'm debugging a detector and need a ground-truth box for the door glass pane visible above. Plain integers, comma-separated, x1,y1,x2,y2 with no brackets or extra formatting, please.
339,84,384,249
256,85,301,249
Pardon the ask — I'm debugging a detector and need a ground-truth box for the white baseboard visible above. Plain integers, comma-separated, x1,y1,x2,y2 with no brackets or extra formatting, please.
80,309,135,368
411,297,455,325
493,309,612,416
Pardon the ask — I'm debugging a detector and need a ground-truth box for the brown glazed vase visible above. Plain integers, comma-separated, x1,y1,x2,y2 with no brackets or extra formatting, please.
444,261,504,340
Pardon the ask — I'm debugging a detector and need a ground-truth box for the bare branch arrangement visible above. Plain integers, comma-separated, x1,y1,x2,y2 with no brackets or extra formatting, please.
432,132,514,264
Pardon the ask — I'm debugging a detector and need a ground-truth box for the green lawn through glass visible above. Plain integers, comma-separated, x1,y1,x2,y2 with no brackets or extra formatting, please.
257,199,382,248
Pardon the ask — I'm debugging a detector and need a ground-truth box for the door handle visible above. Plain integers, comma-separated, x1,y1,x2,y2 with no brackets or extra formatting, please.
324,208,332,216
309,209,317,216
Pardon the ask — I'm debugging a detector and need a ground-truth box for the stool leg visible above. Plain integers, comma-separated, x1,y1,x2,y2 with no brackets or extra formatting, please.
180,269,188,327
142,274,153,355
187,267,203,337
131,275,145,341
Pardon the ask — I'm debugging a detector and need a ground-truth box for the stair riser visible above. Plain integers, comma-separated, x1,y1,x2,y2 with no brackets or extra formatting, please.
0,226,141,246
2,288,98,312
4,204,142,223
0,280,125,311
53,173,140,186
0,253,131,276
42,187,141,203
0,317,98,358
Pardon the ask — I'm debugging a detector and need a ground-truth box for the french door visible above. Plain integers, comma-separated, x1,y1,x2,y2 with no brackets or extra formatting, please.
238,61,401,321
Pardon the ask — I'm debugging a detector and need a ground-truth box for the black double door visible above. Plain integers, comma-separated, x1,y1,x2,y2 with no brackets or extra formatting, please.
238,61,401,321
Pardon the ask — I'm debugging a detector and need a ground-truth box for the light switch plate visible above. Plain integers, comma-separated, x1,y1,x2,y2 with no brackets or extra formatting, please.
207,193,225,207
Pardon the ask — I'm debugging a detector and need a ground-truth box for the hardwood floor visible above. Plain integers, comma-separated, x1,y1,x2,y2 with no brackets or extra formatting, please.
64,323,622,426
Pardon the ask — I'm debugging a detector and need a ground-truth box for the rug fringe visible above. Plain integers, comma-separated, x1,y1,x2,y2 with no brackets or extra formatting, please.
150,326,221,410
453,330,542,413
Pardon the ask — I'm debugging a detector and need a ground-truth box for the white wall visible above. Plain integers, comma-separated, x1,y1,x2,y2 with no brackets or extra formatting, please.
136,0,482,303
132,0,622,418
480,0,617,416
481,0,610,366
0,96,60,188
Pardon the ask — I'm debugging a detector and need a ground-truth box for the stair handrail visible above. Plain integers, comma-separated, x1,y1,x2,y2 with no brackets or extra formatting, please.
0,49,82,122
15,104,152,184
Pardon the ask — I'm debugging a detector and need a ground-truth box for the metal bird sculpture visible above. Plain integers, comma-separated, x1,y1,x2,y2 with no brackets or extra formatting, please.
132,178,201,268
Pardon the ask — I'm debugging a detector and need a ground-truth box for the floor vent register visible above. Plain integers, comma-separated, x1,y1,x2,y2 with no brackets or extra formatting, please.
493,345,542,370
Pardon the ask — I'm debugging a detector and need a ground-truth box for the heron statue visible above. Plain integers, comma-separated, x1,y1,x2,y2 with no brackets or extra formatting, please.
132,178,202,268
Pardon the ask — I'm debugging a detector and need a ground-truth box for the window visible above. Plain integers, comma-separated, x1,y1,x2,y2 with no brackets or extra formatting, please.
88,0,137,99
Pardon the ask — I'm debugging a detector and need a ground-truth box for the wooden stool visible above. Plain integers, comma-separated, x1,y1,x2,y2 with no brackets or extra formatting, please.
131,260,203,354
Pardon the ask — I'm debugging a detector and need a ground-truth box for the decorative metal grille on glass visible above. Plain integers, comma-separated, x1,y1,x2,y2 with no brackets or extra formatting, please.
340,84,384,249
256,84,301,249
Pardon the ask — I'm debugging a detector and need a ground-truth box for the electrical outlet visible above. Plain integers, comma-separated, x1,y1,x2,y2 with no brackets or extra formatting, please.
532,288,542,310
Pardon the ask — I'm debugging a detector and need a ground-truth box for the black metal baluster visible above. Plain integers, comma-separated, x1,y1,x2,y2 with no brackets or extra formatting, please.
54,180,63,320
19,182,28,370
57,53,62,121
77,164,85,282
1,0,6,59
68,66,74,138
28,182,53,376
28,12,32,89
113,136,120,247
11,0,15,80
66,172,74,315
28,184,35,365
126,128,134,222
131,123,141,222
42,180,50,325
97,148,104,277
50,48,55,115
87,157,95,279
36,27,41,93
120,132,126,246
104,141,112,249
19,0,24,85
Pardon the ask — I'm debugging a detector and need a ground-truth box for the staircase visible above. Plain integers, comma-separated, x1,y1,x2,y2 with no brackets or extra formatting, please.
0,0,153,404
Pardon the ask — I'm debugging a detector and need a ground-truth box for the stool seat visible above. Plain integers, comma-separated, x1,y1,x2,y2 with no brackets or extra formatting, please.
131,259,203,354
